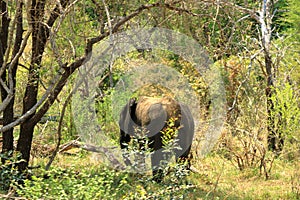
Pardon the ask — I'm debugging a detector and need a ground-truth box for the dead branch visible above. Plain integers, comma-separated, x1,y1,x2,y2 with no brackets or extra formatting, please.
59,140,125,170
45,90,74,170
0,1,200,132
190,166,201,174
218,0,260,22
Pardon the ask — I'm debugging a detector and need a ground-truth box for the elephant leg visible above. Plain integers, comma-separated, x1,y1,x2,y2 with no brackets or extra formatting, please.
149,133,168,182
175,145,192,169
134,138,146,173
120,130,132,166
151,151,164,182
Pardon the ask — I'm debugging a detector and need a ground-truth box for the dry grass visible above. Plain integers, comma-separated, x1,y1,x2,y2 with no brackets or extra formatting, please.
191,153,299,199
27,140,300,199
2,136,298,199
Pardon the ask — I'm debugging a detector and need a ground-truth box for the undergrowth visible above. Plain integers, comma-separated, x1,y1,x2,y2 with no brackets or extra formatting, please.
14,165,197,200
1,150,299,199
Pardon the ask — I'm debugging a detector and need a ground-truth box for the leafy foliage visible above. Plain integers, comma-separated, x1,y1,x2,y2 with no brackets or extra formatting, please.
284,0,300,41
1,0,300,199
16,166,196,200
0,152,26,191
17,167,129,200
270,83,300,159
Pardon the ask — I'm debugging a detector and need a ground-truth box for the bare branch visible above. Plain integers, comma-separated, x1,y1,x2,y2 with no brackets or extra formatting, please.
102,0,112,35
218,0,260,22
0,29,31,113
49,0,80,67
60,140,125,170
228,51,261,112
0,92,13,113
45,90,72,170
8,29,31,77
1,1,199,132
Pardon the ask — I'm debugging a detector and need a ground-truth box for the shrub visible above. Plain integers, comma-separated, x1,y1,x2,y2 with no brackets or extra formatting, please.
0,152,26,191
16,165,195,200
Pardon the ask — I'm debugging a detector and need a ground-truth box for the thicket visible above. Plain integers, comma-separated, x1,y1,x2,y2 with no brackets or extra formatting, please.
0,0,299,199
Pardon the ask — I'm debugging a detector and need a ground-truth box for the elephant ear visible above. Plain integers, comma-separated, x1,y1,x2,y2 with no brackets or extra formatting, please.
128,98,137,113
119,98,138,135
176,103,195,154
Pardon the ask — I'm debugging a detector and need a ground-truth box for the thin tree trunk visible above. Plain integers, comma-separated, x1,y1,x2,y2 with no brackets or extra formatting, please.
1,1,23,157
265,54,276,151
17,0,45,171
16,0,69,171
0,0,13,160
260,0,283,153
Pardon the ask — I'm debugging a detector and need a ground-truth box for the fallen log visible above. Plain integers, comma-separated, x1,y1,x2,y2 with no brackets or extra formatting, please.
59,140,125,170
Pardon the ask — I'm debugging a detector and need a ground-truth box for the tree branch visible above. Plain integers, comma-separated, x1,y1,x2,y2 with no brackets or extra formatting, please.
59,140,125,170
0,28,31,113
1,1,196,132
218,0,260,22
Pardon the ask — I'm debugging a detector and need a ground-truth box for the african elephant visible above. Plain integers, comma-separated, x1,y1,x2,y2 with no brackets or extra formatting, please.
119,96,194,182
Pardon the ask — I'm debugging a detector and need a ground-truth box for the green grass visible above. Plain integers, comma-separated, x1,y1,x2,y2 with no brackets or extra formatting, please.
1,150,298,200
191,154,299,199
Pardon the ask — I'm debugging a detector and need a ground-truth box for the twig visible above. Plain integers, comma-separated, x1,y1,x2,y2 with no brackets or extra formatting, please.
58,138,81,153
228,51,261,112
207,161,225,199
59,140,125,170
45,90,74,170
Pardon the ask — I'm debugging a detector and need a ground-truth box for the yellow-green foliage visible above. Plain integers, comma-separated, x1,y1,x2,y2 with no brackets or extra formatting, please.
270,83,300,159
161,117,180,148
3,152,298,200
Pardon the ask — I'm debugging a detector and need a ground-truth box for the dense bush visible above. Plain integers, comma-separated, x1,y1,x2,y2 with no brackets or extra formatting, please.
16,166,195,200
0,152,26,191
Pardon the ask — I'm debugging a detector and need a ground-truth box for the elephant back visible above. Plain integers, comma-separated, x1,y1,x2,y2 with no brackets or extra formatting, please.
135,96,181,126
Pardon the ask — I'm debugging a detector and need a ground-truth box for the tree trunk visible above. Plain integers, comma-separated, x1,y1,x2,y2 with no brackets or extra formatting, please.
265,57,284,153
260,0,284,153
265,55,276,151
2,0,152,171
16,0,69,171
16,0,46,171
0,0,13,161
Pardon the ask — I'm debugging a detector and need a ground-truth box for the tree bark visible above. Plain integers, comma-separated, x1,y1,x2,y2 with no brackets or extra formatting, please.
260,0,283,153
265,55,276,150
16,0,71,171
2,1,23,158
16,0,45,171
0,0,13,160
7,0,173,171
